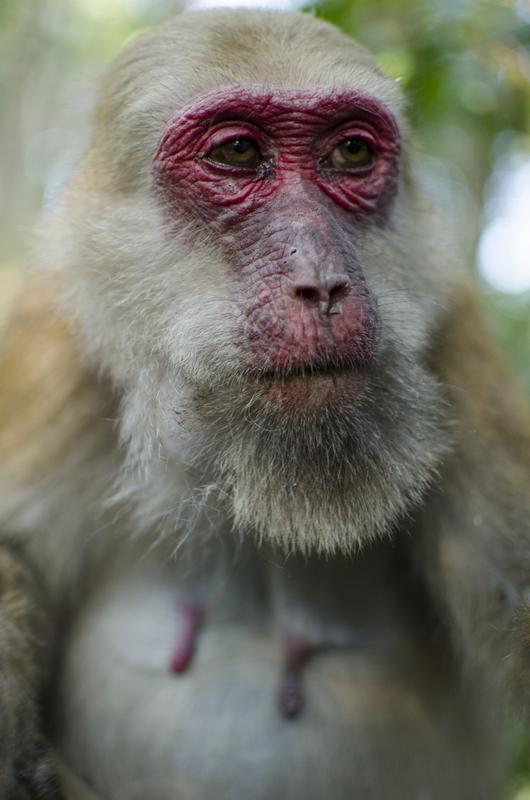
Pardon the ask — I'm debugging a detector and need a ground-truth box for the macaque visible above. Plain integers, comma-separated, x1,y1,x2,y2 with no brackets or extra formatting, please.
0,9,529,800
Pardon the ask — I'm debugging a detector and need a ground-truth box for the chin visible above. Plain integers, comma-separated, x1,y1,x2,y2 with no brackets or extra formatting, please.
184,348,449,553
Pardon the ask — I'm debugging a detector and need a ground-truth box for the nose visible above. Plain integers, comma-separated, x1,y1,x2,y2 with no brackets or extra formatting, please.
292,275,351,315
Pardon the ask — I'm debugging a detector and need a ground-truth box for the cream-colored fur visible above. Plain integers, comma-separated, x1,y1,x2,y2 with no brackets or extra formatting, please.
0,10,528,800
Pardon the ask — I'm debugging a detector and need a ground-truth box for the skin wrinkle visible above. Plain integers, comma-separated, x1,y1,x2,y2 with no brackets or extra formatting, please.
155,88,400,217
154,84,398,387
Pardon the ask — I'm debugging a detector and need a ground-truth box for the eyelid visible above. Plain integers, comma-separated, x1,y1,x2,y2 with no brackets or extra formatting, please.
317,120,378,153
198,122,266,158
326,129,377,152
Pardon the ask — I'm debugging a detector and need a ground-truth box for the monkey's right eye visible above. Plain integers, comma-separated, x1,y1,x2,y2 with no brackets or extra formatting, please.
206,137,263,169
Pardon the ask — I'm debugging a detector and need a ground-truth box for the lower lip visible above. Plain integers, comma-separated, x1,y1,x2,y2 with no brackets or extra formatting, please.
256,370,365,412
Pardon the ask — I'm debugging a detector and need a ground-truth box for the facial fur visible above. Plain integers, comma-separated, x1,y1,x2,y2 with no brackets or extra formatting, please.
46,10,456,553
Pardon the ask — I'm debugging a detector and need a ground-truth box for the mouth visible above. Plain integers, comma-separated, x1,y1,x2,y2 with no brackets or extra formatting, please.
249,361,368,410
253,359,365,383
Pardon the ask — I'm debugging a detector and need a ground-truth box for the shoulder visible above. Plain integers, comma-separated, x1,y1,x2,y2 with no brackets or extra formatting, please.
0,276,114,487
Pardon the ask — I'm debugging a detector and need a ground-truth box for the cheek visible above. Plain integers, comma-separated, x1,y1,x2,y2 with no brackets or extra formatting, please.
317,152,401,218
160,266,241,378
318,172,398,218
164,302,241,385
154,141,274,224
362,262,430,356
359,225,443,355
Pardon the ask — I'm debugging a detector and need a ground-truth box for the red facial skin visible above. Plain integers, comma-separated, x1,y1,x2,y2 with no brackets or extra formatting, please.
154,87,401,403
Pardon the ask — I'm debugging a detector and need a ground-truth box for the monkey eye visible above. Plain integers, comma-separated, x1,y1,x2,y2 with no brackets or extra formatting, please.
325,137,374,170
206,137,263,169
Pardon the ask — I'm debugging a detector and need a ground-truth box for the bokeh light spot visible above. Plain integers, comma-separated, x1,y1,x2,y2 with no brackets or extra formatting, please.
478,156,530,294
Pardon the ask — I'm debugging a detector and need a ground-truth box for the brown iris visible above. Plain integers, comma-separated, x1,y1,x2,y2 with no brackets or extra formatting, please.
328,137,374,170
206,137,262,169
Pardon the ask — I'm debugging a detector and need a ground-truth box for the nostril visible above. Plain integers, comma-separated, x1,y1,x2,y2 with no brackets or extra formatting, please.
294,284,322,307
328,280,350,307
292,277,351,311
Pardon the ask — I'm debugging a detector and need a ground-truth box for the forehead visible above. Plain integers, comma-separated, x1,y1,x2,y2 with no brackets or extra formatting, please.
172,86,398,131
184,13,403,111
109,12,407,123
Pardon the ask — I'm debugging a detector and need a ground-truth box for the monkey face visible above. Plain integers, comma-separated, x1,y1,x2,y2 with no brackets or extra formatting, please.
51,11,452,551
153,87,402,413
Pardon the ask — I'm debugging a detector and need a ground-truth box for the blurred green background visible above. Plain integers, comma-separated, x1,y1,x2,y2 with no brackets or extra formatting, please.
0,0,529,795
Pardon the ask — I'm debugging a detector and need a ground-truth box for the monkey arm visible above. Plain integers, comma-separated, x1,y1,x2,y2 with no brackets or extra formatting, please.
421,288,530,705
0,280,116,799
0,544,100,800
0,542,64,799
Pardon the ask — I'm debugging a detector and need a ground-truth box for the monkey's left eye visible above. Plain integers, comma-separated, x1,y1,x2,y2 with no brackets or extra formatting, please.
326,137,374,170
206,137,263,169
